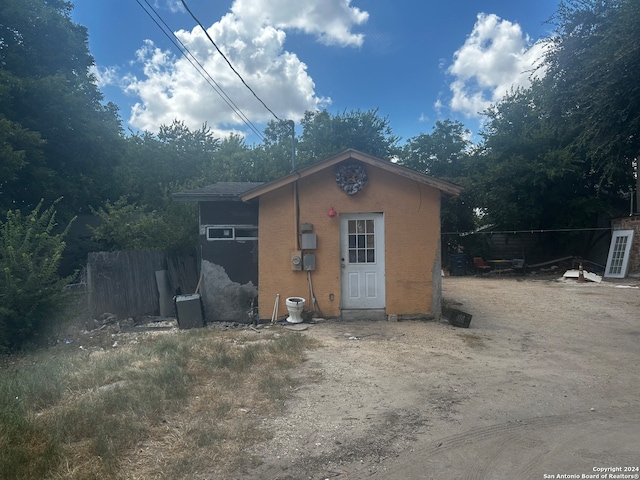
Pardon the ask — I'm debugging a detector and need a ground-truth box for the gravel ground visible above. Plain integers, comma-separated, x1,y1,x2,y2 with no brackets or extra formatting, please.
242,274,640,480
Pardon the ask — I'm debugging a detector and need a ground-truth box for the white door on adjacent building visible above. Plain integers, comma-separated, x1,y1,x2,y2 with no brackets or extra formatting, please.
340,213,385,309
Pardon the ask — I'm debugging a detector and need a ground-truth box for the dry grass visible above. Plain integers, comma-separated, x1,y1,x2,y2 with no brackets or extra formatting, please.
0,326,317,479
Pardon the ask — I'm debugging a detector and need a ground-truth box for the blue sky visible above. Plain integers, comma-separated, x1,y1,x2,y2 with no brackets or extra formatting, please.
71,0,559,144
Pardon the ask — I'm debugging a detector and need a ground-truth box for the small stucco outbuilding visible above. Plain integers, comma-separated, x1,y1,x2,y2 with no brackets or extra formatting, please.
241,149,462,322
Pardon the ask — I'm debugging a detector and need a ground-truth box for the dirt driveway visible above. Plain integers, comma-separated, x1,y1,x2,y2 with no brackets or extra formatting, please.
243,275,640,480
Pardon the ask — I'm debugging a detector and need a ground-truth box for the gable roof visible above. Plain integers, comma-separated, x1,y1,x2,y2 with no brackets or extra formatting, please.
241,149,463,201
172,182,264,202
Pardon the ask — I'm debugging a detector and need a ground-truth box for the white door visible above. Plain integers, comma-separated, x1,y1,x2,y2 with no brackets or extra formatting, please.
340,213,385,309
605,229,635,278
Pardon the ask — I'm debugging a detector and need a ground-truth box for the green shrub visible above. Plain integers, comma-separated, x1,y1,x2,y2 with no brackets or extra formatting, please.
90,189,197,254
0,201,74,351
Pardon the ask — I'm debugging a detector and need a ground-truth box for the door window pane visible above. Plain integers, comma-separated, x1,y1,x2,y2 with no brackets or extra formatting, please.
367,235,374,248
347,219,376,264
367,249,375,262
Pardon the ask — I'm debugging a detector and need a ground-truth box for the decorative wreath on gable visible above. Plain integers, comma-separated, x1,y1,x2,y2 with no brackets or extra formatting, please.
335,162,368,195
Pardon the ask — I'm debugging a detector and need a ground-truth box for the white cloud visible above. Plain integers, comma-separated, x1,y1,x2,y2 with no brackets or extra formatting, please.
90,65,120,88
162,0,184,14
433,98,443,116
231,0,368,47
446,13,548,118
122,0,366,135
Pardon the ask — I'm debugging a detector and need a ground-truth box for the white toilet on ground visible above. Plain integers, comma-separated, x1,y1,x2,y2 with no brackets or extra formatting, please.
285,297,305,323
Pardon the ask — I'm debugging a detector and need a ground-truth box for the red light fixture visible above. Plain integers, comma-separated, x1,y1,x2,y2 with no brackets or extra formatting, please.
327,206,337,218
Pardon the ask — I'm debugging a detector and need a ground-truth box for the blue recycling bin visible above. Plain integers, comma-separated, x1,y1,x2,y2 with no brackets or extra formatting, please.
449,253,467,276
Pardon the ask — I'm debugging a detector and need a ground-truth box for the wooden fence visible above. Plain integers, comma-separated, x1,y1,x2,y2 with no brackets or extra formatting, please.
86,250,198,319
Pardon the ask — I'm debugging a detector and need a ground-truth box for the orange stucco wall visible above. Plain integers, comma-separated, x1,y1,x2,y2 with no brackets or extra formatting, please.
257,164,442,320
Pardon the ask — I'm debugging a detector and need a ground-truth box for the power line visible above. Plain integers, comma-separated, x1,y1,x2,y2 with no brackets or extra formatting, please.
137,0,264,139
442,227,612,236
179,0,283,123
135,0,265,140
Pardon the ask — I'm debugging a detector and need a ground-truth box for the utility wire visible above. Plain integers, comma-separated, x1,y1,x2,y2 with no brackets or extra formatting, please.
179,0,283,122
135,0,265,140
137,0,263,139
147,0,265,140
442,227,612,235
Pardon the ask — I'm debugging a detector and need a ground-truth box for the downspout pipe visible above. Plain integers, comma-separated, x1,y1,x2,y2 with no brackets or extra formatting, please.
294,179,300,250
289,119,300,249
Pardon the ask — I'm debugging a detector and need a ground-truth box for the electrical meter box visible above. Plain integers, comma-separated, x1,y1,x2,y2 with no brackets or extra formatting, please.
291,251,302,271
301,233,317,250
303,253,316,271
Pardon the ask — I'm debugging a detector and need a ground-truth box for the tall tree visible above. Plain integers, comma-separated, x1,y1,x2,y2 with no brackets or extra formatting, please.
401,120,475,233
0,0,123,217
118,121,220,206
296,109,400,165
0,117,45,198
213,134,261,182
97,121,226,253
473,83,624,230
401,120,470,178
542,0,640,205
255,119,297,180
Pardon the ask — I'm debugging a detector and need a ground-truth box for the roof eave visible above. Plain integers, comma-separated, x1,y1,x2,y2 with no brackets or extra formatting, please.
171,193,246,202
241,149,463,201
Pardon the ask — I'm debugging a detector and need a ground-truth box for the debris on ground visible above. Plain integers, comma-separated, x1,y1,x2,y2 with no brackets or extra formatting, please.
562,269,602,283
442,307,473,328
